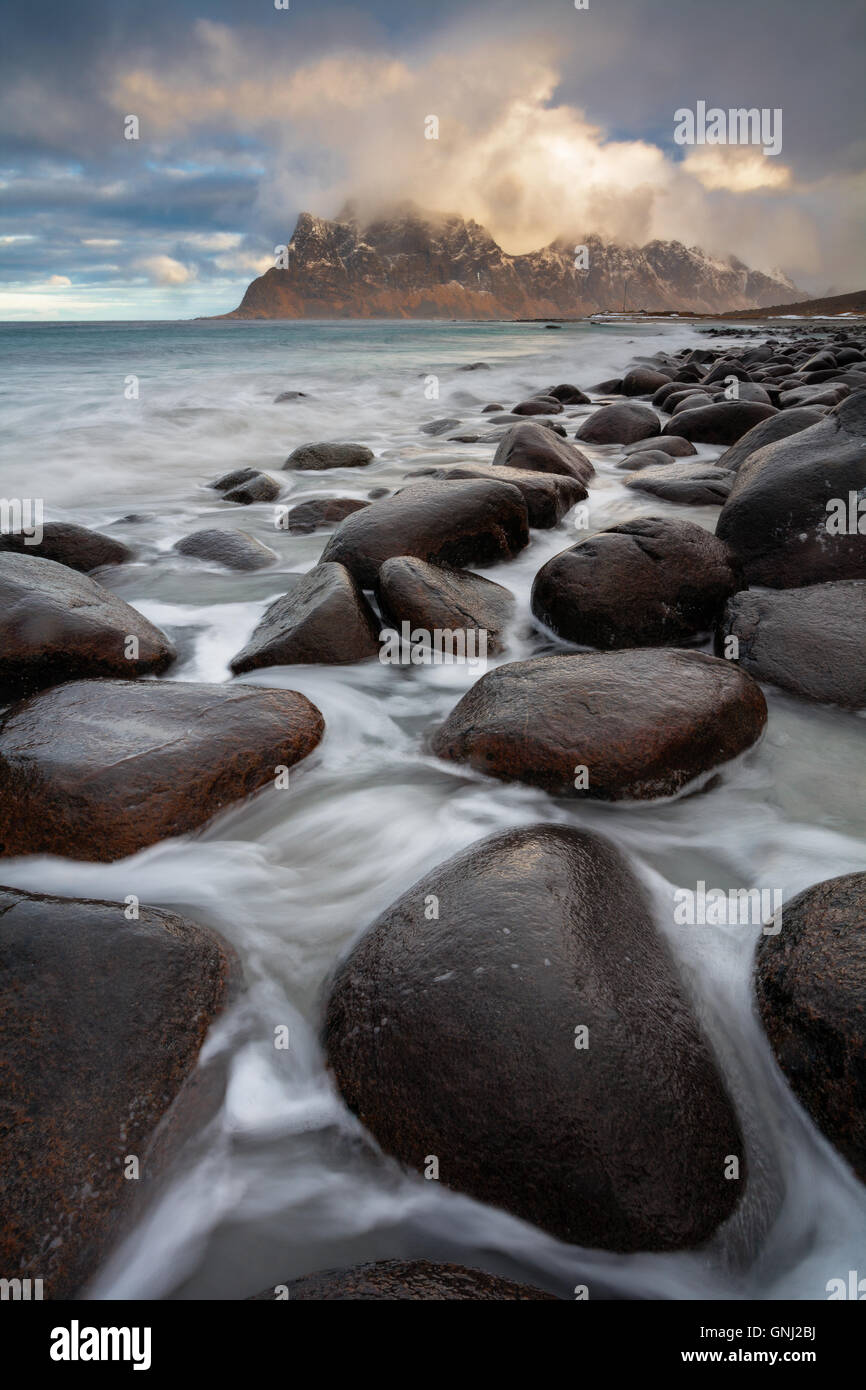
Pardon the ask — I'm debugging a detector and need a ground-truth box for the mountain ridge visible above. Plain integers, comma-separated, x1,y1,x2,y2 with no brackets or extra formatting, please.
218,204,801,320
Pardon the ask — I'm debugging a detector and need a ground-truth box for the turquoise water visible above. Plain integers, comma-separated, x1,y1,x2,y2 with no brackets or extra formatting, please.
0,318,864,1301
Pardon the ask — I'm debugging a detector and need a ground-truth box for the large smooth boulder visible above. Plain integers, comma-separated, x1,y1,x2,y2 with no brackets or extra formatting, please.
321,480,529,588
615,448,681,472
623,434,696,458
715,391,866,587
0,679,324,860
0,522,131,572
251,1260,555,1301
491,423,594,482
418,463,585,527
377,557,514,654
287,498,369,534
715,407,826,473
431,649,767,800
284,442,374,471
0,887,238,1298
576,403,661,446
0,553,175,695
230,562,380,672
717,582,866,707
174,528,276,571
620,366,672,396
512,397,563,416
325,825,745,1251
662,401,777,445
755,872,866,1183
624,462,733,505
222,472,281,505
532,518,742,649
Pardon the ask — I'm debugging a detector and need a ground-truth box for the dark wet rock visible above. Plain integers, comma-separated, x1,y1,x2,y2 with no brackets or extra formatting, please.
780,383,849,409
458,362,492,372
715,407,826,473
284,442,374,470
593,377,623,393
0,522,132,573
671,392,714,415
491,423,594,481
622,435,696,458
624,462,733,505
545,383,590,404
377,557,514,654
664,401,778,444
481,403,504,413
174,528,277,571
419,418,462,436
210,467,260,492
230,562,380,672
419,462,586,528
715,391,866,587
274,390,308,402
0,679,324,860
616,448,681,471
251,1260,555,1301
755,872,866,1184
431,649,767,800
576,402,661,446
726,382,773,406
718,582,866,707
287,497,369,534
512,397,563,416
532,517,742,649
621,366,672,396
224,472,281,505
0,553,175,695
447,433,483,443
321,480,530,588
0,886,239,1299
367,487,390,500
324,823,745,1251
700,360,753,386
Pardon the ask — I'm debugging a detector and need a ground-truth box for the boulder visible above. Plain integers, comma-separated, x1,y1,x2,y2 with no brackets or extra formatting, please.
174,528,277,571
287,497,369,534
0,886,238,1298
615,448,679,472
490,423,594,482
0,522,131,572
715,390,866,587
0,553,175,695
663,401,778,445
431,649,767,800
210,467,260,493
512,398,563,415
284,442,374,470
251,1260,555,1300
576,403,661,446
0,679,324,860
717,582,866,707
531,517,741,649
417,463,585,527
623,435,697,458
419,419,462,436
224,472,281,505
320,480,530,588
620,366,672,396
624,462,733,506
230,562,380,672
715,407,825,473
755,872,866,1183
545,383,590,404
324,824,745,1250
377,557,514,654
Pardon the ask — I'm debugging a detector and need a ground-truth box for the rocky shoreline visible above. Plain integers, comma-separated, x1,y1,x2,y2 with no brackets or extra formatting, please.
1,323,864,1299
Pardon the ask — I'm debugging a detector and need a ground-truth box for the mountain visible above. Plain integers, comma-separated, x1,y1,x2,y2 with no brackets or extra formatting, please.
219,203,801,320
723,288,866,319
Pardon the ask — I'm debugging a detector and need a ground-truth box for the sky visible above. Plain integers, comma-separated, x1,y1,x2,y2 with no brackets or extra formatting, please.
1,0,863,319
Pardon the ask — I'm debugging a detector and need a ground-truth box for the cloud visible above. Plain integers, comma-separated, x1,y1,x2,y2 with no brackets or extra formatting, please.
134,253,197,284
46,274,71,286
